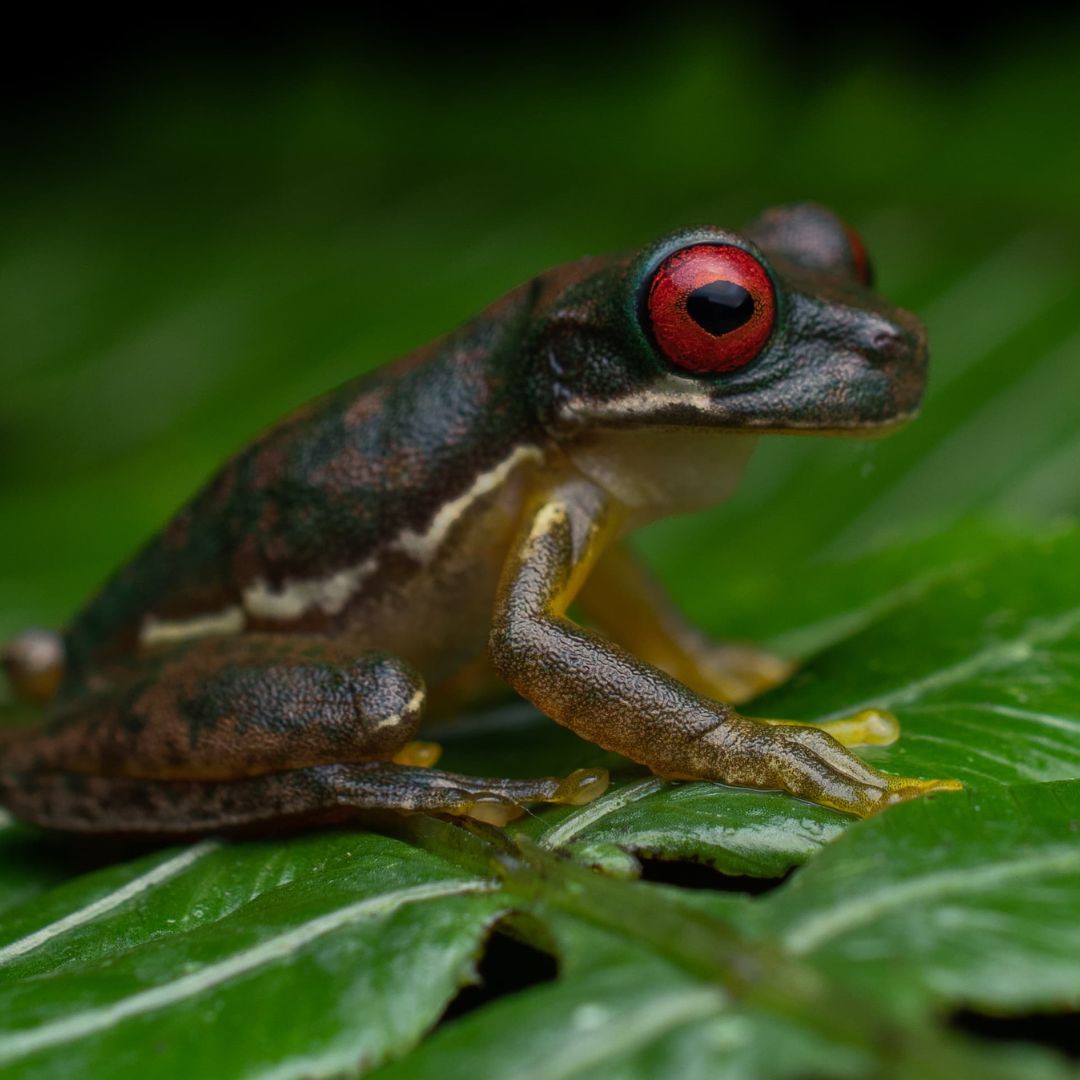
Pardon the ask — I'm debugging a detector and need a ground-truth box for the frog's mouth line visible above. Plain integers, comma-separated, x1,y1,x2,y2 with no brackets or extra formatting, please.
741,410,922,438
552,361,925,437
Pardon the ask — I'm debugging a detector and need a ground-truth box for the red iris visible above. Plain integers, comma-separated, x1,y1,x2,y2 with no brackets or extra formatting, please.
646,245,776,374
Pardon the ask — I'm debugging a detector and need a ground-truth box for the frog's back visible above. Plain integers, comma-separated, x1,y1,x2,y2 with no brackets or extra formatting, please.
55,283,545,688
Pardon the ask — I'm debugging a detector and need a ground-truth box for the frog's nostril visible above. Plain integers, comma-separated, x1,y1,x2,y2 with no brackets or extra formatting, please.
871,328,903,353
859,315,919,365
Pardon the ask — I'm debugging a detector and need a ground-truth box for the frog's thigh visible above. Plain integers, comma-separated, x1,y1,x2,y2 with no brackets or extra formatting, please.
38,636,428,780
1,761,610,835
577,542,794,705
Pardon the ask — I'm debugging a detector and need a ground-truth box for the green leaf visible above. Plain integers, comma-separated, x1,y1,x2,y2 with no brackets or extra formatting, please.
0,832,504,1078
368,836,1073,1080
522,779,848,879
757,530,1080,790
747,781,1080,1014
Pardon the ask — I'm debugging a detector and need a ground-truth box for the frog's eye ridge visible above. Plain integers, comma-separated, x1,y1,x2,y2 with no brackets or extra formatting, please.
843,224,875,287
645,244,776,374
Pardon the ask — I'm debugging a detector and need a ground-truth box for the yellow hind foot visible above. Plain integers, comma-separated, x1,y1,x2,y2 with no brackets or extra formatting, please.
553,767,610,806
449,767,610,827
877,774,964,811
392,741,443,768
763,707,900,748
699,644,796,704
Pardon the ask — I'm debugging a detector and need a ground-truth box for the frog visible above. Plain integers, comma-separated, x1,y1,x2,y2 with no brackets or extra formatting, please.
0,202,961,836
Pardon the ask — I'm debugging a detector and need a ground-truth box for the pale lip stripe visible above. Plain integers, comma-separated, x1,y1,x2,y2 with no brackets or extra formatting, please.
0,877,498,1065
0,840,218,967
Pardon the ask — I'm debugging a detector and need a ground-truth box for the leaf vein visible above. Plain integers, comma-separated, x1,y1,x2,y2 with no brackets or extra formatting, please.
0,877,497,1065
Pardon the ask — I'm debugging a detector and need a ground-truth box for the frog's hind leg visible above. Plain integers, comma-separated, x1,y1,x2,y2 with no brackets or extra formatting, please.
13,636,430,782
1,632,609,834
1,761,610,836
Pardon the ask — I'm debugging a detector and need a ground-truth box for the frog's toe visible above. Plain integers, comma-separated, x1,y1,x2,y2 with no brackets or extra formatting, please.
839,773,964,818
876,775,964,811
553,767,610,806
391,740,443,768
816,708,901,748
456,792,525,827
762,708,900,748
738,721,962,819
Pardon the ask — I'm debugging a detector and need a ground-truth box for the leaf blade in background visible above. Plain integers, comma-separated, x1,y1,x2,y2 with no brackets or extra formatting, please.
747,781,1080,1015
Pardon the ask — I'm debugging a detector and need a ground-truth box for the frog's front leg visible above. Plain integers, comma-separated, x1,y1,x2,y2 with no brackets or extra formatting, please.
0,636,607,835
490,477,961,818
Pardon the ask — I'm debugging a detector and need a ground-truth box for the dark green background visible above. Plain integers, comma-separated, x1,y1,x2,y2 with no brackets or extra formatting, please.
2,13,1078,649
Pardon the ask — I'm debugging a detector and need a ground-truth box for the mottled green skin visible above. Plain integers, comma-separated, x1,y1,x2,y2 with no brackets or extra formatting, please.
1,202,935,835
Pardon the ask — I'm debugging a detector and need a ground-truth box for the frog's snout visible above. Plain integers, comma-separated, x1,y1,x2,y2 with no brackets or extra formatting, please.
855,308,926,371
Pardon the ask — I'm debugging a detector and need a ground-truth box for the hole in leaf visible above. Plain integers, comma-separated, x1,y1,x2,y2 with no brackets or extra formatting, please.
638,855,789,895
950,1009,1079,1061
440,921,558,1024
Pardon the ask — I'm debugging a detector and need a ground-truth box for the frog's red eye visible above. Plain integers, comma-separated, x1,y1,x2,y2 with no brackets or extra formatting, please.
646,245,776,374
843,224,875,287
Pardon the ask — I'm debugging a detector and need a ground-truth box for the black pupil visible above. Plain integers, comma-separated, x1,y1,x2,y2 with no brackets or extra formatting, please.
686,280,754,336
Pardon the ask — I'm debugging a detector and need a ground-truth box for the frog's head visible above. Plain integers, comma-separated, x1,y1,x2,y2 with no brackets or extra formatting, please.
529,203,927,439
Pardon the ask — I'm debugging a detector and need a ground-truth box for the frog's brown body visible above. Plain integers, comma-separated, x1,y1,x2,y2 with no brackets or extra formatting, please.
1,204,960,835
63,283,548,686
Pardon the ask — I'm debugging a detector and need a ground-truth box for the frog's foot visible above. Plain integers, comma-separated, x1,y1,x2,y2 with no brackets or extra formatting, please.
698,644,796,705
0,762,611,835
763,707,900,748
439,767,611,826
734,719,962,818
